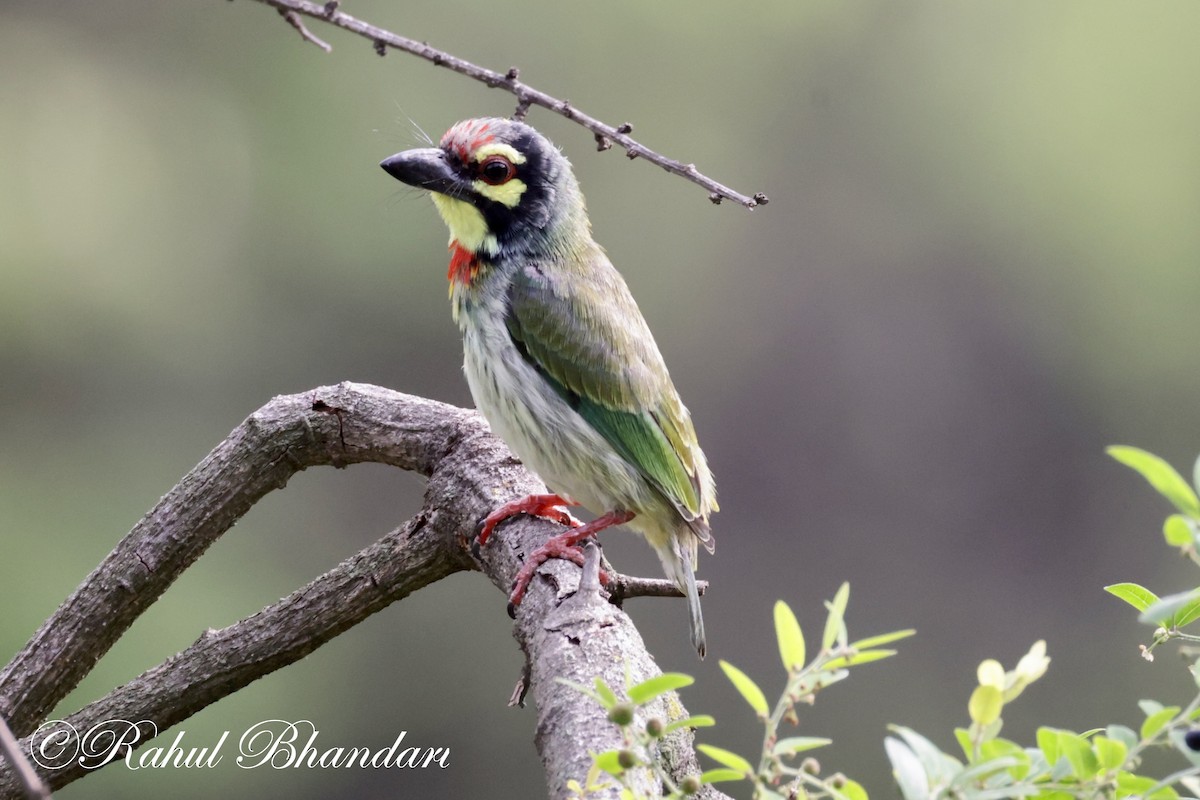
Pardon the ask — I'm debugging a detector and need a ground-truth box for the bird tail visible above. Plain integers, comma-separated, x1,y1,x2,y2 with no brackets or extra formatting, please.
681,548,706,659
664,532,706,658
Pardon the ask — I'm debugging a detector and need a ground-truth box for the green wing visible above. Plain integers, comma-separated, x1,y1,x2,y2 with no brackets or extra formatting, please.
505,256,707,520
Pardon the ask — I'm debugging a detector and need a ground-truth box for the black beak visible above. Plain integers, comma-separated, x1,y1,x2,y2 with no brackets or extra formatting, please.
380,148,463,197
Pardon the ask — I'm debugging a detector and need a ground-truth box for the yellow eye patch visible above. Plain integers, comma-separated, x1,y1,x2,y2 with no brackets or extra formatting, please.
471,177,528,208
473,143,526,165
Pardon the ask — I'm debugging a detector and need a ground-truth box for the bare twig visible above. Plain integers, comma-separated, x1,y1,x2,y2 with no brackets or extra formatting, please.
277,7,331,52
0,383,729,800
238,0,768,209
0,715,49,800
608,573,708,606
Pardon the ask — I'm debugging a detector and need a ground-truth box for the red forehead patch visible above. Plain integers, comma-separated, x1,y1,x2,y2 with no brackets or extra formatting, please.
441,119,496,162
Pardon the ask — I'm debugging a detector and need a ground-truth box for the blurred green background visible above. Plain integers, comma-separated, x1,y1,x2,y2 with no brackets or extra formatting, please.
3,0,1200,797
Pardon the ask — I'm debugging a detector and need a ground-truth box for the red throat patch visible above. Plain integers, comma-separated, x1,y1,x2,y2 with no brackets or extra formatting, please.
447,241,478,286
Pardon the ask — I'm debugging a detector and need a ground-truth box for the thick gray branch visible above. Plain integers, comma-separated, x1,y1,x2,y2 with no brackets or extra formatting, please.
0,383,726,799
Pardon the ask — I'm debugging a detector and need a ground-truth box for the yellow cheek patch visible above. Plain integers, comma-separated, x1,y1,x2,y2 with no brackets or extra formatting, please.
473,143,527,165
472,177,528,209
430,194,497,254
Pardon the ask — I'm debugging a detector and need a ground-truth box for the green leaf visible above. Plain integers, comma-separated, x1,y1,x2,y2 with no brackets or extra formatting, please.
1141,588,1200,629
889,725,962,784
1139,699,1165,716
593,749,624,776
968,685,1003,726
1164,514,1194,547
1141,706,1180,740
951,756,1022,786
1117,770,1181,799
593,678,619,709
719,660,769,717
696,744,754,775
822,583,851,651
884,738,930,800
773,600,806,672
849,629,917,650
1036,727,1061,765
836,778,869,800
953,728,973,761
1105,583,1160,613
1105,724,1138,751
1108,445,1200,516
1058,732,1101,778
825,649,897,670
978,737,1031,780
1092,735,1127,771
663,715,716,734
774,736,832,756
699,768,746,784
627,673,694,706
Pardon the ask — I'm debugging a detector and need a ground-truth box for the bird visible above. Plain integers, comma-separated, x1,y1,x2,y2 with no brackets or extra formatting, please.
380,117,717,657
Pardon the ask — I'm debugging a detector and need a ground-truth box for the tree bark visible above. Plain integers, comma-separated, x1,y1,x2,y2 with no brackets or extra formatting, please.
0,383,726,799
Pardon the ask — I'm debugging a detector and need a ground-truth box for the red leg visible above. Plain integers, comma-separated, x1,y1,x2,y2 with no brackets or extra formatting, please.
477,493,581,547
508,509,635,615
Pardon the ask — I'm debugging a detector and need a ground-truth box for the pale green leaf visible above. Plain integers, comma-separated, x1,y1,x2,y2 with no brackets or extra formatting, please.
953,727,972,760
697,743,754,775
977,659,1005,688
1139,699,1165,716
884,737,930,800
1036,727,1061,765
968,685,1003,726
889,725,962,783
1105,724,1138,751
822,582,851,651
719,660,769,717
593,678,619,709
773,736,832,756
1141,706,1180,741
835,778,869,800
699,768,746,784
627,673,693,706
1141,588,1200,629
1058,732,1100,777
663,715,716,734
849,629,917,650
1092,735,1127,770
1164,514,1194,547
774,600,806,672
1104,582,1160,613
950,756,1021,786
593,749,623,775
1108,445,1200,516
825,649,897,670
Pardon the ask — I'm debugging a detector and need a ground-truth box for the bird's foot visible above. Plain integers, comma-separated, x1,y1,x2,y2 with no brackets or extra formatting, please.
506,509,635,617
475,493,581,550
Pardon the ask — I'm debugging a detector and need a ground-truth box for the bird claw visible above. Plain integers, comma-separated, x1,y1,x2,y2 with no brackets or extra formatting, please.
505,510,632,612
474,493,581,549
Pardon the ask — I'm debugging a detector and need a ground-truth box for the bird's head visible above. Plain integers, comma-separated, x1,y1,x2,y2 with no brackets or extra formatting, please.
381,118,586,260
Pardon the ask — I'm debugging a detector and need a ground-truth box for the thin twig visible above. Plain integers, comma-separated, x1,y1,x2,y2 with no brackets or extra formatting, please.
0,715,49,800
241,0,768,209
607,574,708,605
277,7,331,51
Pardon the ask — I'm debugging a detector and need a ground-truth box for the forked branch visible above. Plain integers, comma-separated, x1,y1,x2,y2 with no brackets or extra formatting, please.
0,384,724,799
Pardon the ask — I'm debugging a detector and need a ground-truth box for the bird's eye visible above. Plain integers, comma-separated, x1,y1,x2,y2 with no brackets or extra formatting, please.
477,155,516,186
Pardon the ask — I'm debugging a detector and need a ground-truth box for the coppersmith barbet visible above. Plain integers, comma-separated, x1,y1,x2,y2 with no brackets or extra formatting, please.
380,118,717,656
